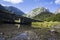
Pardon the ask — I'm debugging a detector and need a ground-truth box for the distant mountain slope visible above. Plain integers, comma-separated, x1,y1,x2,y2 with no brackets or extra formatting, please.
5,6,25,15
26,7,49,18
26,7,53,21
0,4,25,15
33,12,53,21
46,13,60,21
0,4,7,11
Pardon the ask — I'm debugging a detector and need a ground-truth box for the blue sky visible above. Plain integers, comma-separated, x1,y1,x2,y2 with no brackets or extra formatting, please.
0,0,60,13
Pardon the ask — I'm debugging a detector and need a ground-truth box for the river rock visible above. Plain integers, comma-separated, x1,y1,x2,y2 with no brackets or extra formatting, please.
10,31,39,40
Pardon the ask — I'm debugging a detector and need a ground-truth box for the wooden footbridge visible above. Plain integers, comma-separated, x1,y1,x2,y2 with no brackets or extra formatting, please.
0,10,43,25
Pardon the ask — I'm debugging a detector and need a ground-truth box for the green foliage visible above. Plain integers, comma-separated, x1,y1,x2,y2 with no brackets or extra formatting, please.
33,11,60,22
33,12,53,21
26,7,60,22
46,13,60,21
32,21,60,28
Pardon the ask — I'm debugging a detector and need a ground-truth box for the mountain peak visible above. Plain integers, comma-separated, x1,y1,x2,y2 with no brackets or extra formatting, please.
32,7,49,12
27,7,49,18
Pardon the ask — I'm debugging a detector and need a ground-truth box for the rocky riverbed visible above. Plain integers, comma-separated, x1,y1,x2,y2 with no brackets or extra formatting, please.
0,24,60,40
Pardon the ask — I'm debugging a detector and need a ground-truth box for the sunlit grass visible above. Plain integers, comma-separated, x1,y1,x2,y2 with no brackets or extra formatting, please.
15,20,21,23
32,21,60,28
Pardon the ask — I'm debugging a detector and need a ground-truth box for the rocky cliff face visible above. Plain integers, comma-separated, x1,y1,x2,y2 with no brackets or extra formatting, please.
26,7,49,18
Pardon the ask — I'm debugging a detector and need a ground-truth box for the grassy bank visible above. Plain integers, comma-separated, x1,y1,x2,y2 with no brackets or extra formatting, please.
32,21,60,28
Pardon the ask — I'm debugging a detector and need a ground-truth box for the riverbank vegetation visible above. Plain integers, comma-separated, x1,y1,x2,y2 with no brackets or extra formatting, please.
32,21,60,28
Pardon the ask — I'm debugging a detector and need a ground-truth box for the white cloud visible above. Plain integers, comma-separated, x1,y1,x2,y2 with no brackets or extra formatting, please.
55,0,60,4
3,0,23,4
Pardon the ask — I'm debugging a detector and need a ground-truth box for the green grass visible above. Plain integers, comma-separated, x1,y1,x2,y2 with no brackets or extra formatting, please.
15,20,21,23
32,21,60,28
